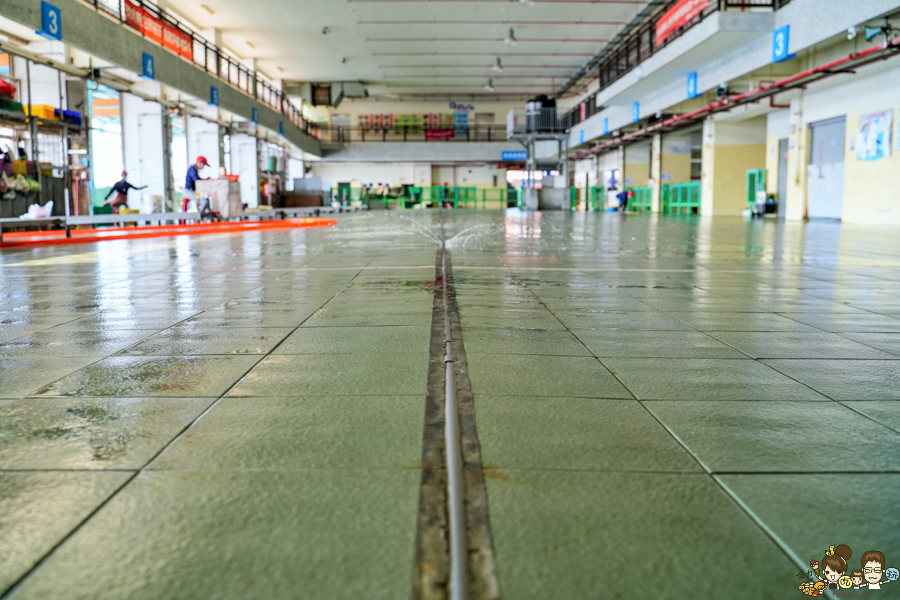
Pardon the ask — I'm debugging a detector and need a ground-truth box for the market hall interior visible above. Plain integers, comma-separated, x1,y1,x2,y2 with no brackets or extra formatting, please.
2,0,900,598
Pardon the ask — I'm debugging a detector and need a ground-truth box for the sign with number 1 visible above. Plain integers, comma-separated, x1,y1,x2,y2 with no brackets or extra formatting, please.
687,72,698,99
38,2,62,40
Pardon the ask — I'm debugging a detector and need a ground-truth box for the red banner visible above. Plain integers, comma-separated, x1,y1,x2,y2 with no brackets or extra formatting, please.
425,129,455,140
655,0,709,47
124,1,193,60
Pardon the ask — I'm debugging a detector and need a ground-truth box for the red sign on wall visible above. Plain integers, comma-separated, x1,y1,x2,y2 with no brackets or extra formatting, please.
655,0,709,47
124,1,193,60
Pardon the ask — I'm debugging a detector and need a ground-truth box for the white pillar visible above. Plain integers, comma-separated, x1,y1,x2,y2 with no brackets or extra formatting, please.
230,132,259,207
650,133,662,213
186,105,221,176
121,80,165,212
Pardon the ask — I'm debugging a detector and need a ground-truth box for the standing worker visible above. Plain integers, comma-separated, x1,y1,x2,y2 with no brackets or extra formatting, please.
182,156,209,212
103,171,147,214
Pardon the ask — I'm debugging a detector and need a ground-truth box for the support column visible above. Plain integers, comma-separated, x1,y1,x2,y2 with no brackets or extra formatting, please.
230,132,259,207
783,94,807,221
121,80,166,212
650,133,662,213
186,105,221,175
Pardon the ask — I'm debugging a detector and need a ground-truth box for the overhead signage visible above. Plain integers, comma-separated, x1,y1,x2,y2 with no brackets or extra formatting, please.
501,150,528,161
141,52,155,79
603,118,609,135
209,85,219,106
124,0,193,60
656,0,709,47
251,107,258,123
449,102,475,112
279,121,285,136
772,25,795,63
687,72,698,99
632,102,640,123
38,2,62,41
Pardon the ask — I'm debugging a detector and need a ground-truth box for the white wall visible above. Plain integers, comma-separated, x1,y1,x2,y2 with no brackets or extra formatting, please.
230,133,259,207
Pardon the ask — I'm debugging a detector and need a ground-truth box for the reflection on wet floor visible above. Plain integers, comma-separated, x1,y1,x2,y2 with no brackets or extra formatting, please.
2,211,900,598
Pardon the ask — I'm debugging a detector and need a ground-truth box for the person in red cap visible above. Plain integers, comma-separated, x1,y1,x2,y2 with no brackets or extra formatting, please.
103,170,146,214
182,156,210,211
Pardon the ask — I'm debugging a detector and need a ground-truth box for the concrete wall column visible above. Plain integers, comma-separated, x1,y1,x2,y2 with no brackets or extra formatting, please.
230,132,259,207
186,105,221,176
784,95,808,221
121,80,165,212
650,134,662,213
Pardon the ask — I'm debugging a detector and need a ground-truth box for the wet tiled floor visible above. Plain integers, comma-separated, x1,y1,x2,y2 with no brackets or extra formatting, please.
2,211,900,598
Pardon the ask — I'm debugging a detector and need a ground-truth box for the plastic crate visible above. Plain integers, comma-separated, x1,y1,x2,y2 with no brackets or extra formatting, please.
27,105,58,120
54,108,82,126
0,98,24,113
0,79,16,99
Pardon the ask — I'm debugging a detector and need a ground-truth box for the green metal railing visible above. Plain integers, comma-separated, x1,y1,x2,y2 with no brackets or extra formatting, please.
746,169,766,206
661,182,701,215
569,186,606,212
624,186,652,212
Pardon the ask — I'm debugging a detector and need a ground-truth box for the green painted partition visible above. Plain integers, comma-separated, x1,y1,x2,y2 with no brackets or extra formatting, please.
661,182,701,215
625,187,652,212
746,169,767,207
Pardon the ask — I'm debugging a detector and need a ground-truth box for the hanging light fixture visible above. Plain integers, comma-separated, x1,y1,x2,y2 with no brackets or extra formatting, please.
493,57,504,72
505,28,518,45
485,78,495,92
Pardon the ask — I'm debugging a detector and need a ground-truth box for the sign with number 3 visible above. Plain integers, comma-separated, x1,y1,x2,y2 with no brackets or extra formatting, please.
38,1,62,40
773,25,793,63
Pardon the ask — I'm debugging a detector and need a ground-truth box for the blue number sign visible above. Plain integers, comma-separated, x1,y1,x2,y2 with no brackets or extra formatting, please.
603,118,609,135
501,150,528,162
279,121,285,136
687,72,698,99
38,2,62,40
251,107,258,123
209,86,219,106
632,102,640,123
773,25,794,63
579,130,585,145
141,53,155,80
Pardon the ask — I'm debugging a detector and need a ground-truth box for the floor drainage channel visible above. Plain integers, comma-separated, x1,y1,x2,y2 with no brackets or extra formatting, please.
414,242,500,600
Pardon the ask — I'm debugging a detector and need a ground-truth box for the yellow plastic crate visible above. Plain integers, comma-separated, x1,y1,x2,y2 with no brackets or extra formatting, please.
27,105,57,120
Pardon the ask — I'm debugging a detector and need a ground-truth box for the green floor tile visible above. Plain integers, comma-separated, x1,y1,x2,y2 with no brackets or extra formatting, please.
477,397,700,472
466,354,631,398
575,329,747,358
777,312,900,333
274,326,430,355
838,332,900,357
645,401,900,472
487,471,797,599
762,359,900,400
31,356,262,398
150,396,422,470
461,327,592,356
0,330,158,358
120,325,294,355
667,312,820,332
229,353,427,396
0,471,130,595
0,358,99,399
559,311,694,330
716,473,900,581
6,470,419,600
707,331,897,359
0,398,213,469
183,309,318,328
843,401,900,433
603,358,830,400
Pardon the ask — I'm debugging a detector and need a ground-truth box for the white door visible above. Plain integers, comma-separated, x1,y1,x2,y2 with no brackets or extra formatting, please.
807,117,845,219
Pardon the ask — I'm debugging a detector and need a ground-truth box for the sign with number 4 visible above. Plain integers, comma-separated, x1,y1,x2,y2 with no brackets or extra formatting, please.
141,53,155,80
